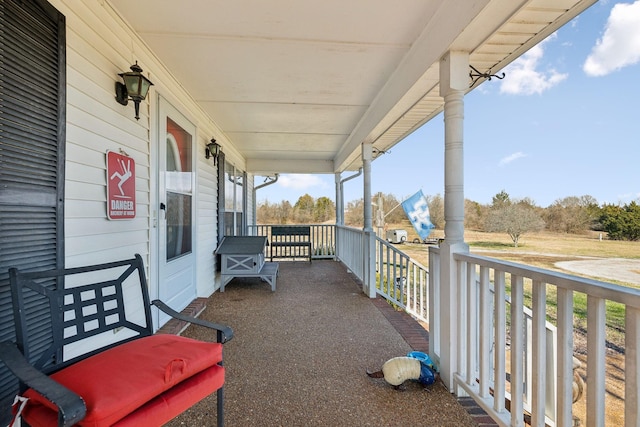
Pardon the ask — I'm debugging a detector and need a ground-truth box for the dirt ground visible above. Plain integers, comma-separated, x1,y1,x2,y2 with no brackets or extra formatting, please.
555,258,640,286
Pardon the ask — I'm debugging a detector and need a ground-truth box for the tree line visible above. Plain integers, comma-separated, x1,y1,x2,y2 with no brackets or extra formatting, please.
257,194,335,224
257,191,640,243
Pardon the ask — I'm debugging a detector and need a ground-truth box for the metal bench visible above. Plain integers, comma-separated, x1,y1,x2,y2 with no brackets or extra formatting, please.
270,226,312,262
0,254,233,427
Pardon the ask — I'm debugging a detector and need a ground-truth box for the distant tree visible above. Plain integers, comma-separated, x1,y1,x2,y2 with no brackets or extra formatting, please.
485,203,545,247
257,200,275,224
380,193,405,224
275,200,293,224
344,194,406,228
626,201,640,241
516,197,538,209
256,199,295,224
293,194,315,223
492,190,511,208
345,199,364,227
582,195,603,230
465,199,487,230
427,194,445,229
314,197,335,222
544,195,599,234
600,202,640,241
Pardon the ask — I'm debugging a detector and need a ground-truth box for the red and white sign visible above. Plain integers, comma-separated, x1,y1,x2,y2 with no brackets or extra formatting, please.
107,150,136,220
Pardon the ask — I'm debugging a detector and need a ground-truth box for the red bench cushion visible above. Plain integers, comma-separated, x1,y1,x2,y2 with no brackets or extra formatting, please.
22,334,223,427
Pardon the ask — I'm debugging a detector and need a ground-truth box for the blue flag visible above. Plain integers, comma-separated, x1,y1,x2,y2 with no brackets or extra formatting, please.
401,190,434,240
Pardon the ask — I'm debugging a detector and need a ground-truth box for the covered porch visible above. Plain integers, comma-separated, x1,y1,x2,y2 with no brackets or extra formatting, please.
241,224,639,427
167,260,483,427
1,1,623,426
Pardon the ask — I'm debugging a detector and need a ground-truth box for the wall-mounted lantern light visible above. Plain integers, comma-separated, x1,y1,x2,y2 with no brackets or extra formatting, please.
206,139,222,165
115,62,153,120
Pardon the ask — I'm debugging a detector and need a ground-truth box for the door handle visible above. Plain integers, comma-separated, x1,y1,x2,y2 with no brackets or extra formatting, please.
160,202,166,211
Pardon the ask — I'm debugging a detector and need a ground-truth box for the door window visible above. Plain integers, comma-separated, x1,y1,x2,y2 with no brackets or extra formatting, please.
165,119,193,260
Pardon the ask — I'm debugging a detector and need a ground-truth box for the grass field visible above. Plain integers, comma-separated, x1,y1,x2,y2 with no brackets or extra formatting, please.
388,221,639,266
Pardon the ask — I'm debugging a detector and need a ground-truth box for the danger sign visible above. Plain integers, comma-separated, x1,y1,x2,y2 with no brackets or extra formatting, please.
107,150,136,220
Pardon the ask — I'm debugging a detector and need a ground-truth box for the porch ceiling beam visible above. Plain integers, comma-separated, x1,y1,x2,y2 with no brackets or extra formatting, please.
333,0,490,172
246,158,335,175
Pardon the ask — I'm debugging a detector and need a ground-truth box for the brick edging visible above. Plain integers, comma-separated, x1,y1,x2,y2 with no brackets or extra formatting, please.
157,297,207,335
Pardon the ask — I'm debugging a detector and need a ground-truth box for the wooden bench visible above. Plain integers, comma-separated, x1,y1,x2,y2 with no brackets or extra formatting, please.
0,254,233,427
270,226,312,262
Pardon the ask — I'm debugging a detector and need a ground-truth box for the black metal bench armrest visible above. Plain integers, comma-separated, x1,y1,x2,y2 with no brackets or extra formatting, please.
0,341,86,427
152,300,234,344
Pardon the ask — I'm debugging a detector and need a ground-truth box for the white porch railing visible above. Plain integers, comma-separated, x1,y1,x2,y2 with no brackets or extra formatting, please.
248,224,336,259
428,248,640,427
335,225,365,280
373,235,429,324
335,225,429,319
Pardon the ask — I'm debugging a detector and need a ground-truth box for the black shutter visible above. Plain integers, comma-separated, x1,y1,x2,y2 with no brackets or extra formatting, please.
217,152,226,244
0,0,65,421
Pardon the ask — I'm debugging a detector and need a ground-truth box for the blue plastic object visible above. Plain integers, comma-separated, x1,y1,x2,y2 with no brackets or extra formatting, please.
407,351,437,385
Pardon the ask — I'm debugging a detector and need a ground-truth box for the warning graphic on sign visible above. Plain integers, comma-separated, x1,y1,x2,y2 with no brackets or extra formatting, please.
107,150,136,220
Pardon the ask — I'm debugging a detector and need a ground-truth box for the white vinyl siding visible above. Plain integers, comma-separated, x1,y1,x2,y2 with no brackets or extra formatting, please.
49,0,245,291
196,133,219,295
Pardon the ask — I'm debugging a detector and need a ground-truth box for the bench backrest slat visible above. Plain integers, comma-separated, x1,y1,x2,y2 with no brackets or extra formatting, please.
271,226,311,237
9,254,153,374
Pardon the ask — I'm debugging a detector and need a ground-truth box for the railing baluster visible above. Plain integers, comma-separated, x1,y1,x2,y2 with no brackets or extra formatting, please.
511,275,525,427
393,250,399,301
531,281,547,427
556,288,574,427
429,248,440,359
457,259,468,391
626,306,640,426
479,266,491,398
377,240,383,294
494,270,506,414
467,262,478,387
402,256,408,308
387,245,393,299
420,263,425,318
587,296,606,427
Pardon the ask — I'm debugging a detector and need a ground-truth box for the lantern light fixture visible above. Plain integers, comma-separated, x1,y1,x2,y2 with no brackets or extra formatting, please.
206,139,222,165
115,62,153,120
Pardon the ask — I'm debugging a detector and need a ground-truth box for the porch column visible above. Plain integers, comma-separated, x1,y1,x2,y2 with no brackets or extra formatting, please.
362,142,373,233
335,172,343,225
438,51,470,392
362,142,376,297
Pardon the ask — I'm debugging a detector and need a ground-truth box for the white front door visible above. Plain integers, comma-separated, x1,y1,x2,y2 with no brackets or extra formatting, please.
157,97,196,323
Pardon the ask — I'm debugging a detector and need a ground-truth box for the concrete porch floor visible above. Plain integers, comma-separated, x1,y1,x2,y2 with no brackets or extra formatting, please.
167,260,496,427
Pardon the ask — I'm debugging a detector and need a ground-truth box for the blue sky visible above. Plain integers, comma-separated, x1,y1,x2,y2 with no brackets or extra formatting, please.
256,1,640,208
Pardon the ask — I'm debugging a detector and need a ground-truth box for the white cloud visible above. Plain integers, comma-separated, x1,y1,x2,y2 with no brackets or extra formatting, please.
500,35,568,95
278,174,327,190
583,1,640,76
615,191,640,203
499,152,527,166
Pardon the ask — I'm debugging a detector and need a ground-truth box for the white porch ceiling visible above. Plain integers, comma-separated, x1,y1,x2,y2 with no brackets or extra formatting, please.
110,0,596,174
